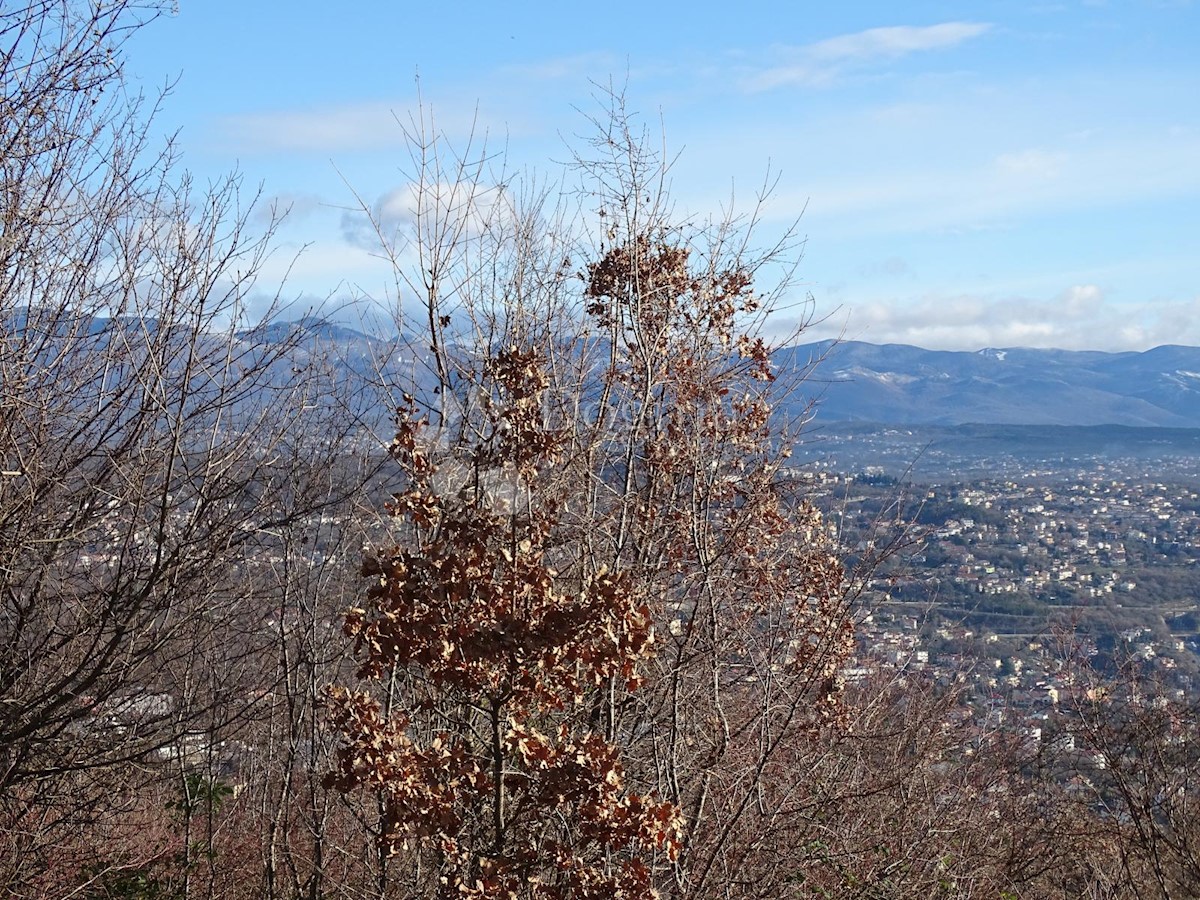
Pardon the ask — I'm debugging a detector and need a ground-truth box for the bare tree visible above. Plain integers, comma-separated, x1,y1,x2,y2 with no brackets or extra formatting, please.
1052,652,1200,899
0,3,371,893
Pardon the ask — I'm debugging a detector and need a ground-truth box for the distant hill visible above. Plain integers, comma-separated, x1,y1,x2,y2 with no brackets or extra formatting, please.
240,328,1200,429
780,340,1200,427
22,311,1198,430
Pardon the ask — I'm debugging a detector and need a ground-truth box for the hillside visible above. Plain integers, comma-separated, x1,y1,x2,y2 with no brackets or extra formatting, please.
783,340,1200,427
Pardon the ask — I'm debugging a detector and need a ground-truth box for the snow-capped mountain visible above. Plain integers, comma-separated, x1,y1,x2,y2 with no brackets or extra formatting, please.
779,340,1200,427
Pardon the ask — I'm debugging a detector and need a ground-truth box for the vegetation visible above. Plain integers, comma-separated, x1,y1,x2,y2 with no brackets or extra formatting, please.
3,4,1200,899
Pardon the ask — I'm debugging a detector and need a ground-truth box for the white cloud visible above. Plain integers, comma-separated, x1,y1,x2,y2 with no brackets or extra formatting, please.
252,191,328,228
217,102,502,155
797,285,1200,352
766,126,1200,240
1060,283,1103,315
340,185,421,251
340,180,513,253
219,102,404,154
809,23,993,62
746,22,991,90
254,239,394,289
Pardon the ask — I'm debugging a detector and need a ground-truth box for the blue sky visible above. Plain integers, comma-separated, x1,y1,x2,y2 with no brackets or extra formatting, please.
123,1,1198,351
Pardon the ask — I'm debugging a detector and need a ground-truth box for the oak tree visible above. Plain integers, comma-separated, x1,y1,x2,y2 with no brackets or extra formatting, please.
327,94,861,899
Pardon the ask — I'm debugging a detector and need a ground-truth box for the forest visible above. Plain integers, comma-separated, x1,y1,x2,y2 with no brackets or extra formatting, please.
3,4,1200,898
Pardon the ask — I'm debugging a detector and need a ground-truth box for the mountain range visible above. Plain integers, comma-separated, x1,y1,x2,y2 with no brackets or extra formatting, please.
30,313,1194,430
783,340,1200,428
250,323,1200,429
